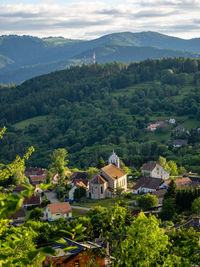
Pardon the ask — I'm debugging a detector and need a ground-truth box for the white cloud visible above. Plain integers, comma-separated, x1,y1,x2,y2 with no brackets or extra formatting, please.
0,1,199,39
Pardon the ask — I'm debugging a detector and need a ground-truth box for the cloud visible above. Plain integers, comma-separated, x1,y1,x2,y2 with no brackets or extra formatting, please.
0,1,199,39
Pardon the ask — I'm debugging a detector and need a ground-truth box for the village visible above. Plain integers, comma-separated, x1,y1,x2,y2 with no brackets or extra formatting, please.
7,149,200,266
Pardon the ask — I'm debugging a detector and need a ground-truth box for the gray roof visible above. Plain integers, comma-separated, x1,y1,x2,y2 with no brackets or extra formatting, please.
173,139,188,146
133,176,164,190
142,162,157,172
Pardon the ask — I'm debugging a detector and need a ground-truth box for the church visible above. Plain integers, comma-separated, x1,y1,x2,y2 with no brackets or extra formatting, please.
88,151,127,199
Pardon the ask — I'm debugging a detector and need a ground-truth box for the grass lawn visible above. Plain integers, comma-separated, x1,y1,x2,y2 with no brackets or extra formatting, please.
72,208,89,217
182,119,200,129
73,195,138,209
13,115,50,129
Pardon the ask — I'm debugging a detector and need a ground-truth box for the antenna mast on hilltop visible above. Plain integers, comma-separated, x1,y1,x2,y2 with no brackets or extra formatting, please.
93,52,96,64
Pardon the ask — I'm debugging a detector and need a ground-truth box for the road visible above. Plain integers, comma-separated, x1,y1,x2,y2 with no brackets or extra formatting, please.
45,191,59,204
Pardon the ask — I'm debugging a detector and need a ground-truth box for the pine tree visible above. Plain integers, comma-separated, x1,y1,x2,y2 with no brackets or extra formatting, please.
97,157,105,169
164,180,177,199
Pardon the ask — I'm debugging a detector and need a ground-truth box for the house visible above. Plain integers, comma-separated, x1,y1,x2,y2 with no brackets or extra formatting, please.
175,125,186,136
46,202,72,221
147,121,167,131
175,125,185,132
147,123,159,131
69,180,88,201
9,207,26,226
23,195,41,207
29,175,47,185
89,163,127,199
70,172,88,180
43,237,105,267
165,177,194,189
25,167,47,185
51,170,72,184
173,139,188,148
132,177,165,194
169,118,176,124
141,162,170,180
152,189,167,204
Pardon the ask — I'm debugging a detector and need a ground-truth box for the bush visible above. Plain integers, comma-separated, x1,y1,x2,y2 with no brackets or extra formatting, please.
137,194,158,211
40,199,50,208
29,207,44,220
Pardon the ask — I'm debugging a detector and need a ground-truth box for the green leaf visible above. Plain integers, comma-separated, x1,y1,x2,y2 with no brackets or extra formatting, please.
63,246,77,253
39,246,57,256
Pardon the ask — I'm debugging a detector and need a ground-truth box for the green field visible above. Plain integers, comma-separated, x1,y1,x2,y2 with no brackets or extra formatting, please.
73,196,137,209
13,115,50,129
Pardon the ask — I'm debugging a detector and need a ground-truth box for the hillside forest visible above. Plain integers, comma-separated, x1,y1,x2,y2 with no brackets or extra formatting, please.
0,57,200,173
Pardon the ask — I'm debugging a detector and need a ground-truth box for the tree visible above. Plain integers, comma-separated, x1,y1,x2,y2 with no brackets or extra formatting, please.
164,179,177,199
97,157,105,169
137,194,158,211
74,187,86,202
160,198,177,221
192,196,200,214
11,169,29,186
168,227,200,265
88,206,109,238
49,148,68,184
168,160,179,176
115,187,125,198
86,167,98,179
158,156,170,172
29,207,44,220
114,213,171,266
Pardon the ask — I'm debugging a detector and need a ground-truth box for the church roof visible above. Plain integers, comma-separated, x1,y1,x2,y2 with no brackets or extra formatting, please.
101,164,126,180
91,175,107,184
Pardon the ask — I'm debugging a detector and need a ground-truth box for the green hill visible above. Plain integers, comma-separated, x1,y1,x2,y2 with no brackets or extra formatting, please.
1,32,200,84
0,58,200,172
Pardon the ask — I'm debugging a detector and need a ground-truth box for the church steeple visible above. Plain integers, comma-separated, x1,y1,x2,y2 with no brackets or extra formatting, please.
108,151,120,168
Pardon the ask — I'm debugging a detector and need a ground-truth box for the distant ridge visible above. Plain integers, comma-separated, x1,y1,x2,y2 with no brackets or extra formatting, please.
0,31,200,84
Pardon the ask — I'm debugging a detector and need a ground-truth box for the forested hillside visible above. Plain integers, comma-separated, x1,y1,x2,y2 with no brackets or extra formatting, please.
1,32,200,84
0,57,200,172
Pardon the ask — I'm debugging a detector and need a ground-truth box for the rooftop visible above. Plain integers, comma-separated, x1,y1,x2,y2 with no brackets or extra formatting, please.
47,202,72,214
91,175,107,184
133,176,164,190
101,164,126,180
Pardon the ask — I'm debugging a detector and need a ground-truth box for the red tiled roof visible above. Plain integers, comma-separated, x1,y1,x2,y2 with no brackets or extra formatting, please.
25,167,47,177
73,178,88,187
165,177,191,187
74,181,87,189
101,164,126,180
24,195,41,205
29,174,46,182
47,202,72,214
14,186,25,192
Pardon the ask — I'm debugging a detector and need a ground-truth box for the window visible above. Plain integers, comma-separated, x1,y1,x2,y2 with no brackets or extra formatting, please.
101,186,103,194
56,213,60,216
75,260,79,266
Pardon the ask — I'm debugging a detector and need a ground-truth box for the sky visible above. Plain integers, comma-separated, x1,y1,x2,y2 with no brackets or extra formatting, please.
0,0,200,40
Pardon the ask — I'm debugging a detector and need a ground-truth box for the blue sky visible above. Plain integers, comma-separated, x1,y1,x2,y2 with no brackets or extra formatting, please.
0,0,200,39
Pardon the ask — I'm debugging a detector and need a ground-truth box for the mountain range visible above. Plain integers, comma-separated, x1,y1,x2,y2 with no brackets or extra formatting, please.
1,31,200,84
